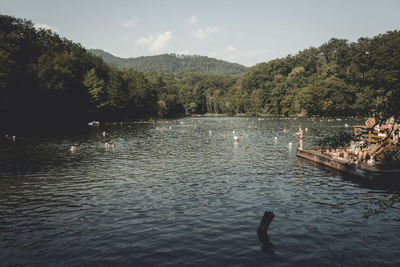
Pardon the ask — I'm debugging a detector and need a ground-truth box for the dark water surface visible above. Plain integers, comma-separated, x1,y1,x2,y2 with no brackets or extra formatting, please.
1,117,400,266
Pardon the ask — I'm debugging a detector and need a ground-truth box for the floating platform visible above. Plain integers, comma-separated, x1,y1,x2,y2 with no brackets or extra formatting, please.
296,148,400,182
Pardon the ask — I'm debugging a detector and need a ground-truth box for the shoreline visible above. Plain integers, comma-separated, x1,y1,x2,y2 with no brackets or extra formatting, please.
190,113,365,119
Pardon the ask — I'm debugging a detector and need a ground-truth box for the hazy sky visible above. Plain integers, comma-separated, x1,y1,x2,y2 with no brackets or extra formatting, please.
2,0,400,66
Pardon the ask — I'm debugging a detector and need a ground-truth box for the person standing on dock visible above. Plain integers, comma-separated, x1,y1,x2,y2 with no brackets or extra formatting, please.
295,127,304,150
365,115,376,129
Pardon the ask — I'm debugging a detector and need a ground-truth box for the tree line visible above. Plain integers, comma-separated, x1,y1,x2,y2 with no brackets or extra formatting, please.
89,49,247,75
1,14,399,135
234,34,400,118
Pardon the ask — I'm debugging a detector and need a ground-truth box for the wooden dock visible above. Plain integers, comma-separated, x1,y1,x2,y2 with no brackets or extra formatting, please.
296,148,400,181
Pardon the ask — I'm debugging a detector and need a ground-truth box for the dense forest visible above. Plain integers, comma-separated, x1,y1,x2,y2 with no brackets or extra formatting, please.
1,14,400,135
89,49,247,75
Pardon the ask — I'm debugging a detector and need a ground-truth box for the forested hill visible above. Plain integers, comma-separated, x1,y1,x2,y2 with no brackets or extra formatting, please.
89,49,247,75
2,14,400,136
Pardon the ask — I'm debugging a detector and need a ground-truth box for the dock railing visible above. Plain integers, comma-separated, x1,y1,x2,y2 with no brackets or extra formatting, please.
353,125,386,143
353,125,399,162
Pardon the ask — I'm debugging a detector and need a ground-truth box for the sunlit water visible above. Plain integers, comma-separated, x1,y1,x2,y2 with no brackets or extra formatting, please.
1,117,400,266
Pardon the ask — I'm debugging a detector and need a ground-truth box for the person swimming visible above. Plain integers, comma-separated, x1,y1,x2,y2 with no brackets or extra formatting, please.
70,146,76,152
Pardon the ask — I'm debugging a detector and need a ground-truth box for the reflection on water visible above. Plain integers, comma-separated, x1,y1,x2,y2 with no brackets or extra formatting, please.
1,117,400,266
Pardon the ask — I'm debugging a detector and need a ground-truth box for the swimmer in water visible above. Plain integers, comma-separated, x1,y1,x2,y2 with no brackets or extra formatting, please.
70,146,76,152
245,146,250,152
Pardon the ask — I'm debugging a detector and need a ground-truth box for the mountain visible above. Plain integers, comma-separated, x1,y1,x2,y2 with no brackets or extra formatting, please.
88,49,247,75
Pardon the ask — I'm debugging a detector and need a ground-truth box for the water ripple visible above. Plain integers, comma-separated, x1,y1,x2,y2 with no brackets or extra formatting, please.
1,117,399,266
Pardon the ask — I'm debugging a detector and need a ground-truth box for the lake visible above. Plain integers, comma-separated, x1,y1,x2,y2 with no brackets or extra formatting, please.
1,117,400,266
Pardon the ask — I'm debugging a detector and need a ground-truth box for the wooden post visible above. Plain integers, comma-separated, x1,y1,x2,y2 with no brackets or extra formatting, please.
368,129,372,143
257,211,274,244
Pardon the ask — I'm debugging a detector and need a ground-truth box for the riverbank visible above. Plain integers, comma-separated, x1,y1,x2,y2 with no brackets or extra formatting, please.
190,113,366,120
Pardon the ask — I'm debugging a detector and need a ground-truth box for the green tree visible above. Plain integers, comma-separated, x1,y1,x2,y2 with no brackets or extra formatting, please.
83,68,106,108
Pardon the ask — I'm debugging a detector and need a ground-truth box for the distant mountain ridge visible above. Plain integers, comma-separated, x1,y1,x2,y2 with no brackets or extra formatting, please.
88,49,247,75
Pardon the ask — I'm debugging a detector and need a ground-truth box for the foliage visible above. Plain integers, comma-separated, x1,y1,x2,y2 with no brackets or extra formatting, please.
89,49,247,75
221,33,400,117
1,14,400,135
0,15,156,134
316,131,354,150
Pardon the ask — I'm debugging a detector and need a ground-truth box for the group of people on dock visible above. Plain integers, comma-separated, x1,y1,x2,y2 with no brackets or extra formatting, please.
326,115,399,166
365,116,399,142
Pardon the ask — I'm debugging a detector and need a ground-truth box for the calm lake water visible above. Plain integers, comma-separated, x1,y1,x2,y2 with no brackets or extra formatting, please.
1,117,400,266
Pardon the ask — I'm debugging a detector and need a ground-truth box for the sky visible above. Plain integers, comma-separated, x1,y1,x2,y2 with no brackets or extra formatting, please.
2,0,400,66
